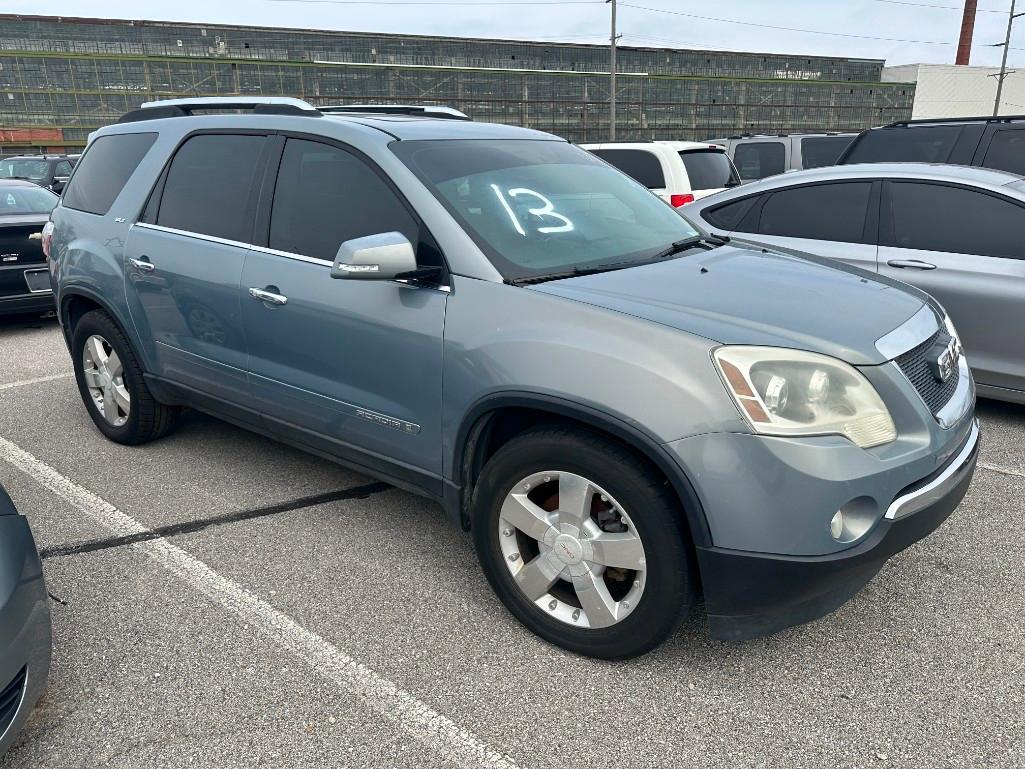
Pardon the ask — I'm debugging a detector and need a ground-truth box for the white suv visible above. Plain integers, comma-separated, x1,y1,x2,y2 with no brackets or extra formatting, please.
581,141,740,207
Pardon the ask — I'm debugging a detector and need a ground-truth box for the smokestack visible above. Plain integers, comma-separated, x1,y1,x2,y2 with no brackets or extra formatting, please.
957,0,978,65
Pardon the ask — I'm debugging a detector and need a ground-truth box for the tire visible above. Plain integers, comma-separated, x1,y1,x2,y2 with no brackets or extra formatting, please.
71,309,180,445
471,426,696,659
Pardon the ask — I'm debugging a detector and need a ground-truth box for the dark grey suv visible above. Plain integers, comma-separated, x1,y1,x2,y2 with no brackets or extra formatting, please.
49,98,978,658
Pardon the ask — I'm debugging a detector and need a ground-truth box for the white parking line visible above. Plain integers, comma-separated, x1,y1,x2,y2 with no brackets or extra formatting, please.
979,462,1025,481
0,372,74,391
0,435,521,769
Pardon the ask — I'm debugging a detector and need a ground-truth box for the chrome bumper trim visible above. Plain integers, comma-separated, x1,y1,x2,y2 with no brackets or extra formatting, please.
885,419,979,521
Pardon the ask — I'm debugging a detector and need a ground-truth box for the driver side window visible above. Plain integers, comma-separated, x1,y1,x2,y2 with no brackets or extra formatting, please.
269,139,436,264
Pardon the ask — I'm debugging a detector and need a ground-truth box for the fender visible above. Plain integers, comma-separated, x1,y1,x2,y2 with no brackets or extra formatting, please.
58,286,155,371
449,391,712,548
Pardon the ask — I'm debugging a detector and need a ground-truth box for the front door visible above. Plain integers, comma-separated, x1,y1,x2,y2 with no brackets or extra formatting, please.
878,180,1025,393
125,132,269,402
241,137,447,478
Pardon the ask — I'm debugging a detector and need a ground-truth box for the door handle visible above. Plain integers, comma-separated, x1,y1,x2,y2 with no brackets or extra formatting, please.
129,257,155,272
886,259,936,271
249,287,288,306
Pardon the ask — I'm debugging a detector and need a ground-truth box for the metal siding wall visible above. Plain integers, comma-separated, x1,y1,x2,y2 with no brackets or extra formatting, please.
0,17,915,153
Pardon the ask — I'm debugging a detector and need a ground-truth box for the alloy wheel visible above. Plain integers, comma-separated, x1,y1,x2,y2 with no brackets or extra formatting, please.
81,334,130,427
498,471,647,629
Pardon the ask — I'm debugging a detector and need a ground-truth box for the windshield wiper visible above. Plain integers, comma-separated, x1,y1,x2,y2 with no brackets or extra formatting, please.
510,261,640,285
650,235,707,260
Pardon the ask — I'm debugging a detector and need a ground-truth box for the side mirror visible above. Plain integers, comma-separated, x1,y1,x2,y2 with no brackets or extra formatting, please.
331,232,417,281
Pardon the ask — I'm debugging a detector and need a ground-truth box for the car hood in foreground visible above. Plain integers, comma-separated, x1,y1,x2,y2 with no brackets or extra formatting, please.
528,242,927,365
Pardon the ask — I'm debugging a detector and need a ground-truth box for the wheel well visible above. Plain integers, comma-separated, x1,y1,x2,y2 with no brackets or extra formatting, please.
62,294,104,336
459,406,706,549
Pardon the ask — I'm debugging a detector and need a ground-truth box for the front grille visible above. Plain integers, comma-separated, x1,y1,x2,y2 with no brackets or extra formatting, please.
0,667,26,738
895,330,960,416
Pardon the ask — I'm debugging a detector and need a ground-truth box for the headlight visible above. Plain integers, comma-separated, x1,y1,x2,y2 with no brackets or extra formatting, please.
714,346,897,448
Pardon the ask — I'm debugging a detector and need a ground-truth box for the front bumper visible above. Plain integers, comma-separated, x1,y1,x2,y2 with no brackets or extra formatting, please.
695,419,979,640
0,494,52,758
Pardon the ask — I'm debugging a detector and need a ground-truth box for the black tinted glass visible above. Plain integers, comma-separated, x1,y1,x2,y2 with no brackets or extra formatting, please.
62,132,156,215
981,129,1025,176
704,197,757,230
800,136,854,169
887,182,1025,259
270,138,417,262
733,142,785,180
157,134,265,242
759,183,871,243
590,149,666,188
844,125,960,163
679,150,738,190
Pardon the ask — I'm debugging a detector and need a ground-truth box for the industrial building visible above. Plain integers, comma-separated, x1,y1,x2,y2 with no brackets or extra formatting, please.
884,63,1025,120
0,14,916,155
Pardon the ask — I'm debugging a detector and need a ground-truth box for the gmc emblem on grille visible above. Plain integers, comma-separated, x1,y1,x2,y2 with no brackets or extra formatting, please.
928,336,960,383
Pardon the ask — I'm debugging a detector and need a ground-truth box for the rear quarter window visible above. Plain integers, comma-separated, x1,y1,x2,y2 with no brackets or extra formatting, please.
589,149,666,189
981,129,1025,176
842,125,961,164
733,142,785,181
62,132,157,216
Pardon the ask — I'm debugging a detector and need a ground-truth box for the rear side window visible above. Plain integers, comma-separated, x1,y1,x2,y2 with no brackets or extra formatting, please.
733,142,785,181
981,129,1025,176
758,182,872,243
679,150,739,190
703,197,758,230
843,125,961,163
157,134,265,242
62,132,157,215
269,138,419,262
590,149,666,189
800,136,853,169
886,181,1025,259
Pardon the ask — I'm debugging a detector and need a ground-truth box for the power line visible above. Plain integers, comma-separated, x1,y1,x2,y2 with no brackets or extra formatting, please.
619,3,957,44
868,0,1005,12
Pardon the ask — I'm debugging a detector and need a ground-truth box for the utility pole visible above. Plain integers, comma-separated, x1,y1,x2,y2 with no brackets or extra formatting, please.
993,0,1024,115
606,0,620,140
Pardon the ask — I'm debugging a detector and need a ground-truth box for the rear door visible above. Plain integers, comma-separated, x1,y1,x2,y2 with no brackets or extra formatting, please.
878,180,1025,392
241,136,447,479
124,132,270,403
724,180,879,272
732,140,787,181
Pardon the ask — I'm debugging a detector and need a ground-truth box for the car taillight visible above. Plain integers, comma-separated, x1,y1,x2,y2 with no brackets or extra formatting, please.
670,194,695,207
41,221,54,259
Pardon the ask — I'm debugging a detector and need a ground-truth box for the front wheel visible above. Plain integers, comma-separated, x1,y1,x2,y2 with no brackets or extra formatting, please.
471,427,696,659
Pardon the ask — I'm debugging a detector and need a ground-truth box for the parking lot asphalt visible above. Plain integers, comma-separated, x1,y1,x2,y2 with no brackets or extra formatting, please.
1,315,1023,769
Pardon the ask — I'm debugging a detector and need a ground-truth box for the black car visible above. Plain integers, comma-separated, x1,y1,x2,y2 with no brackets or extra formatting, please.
0,155,78,193
838,115,1025,177
0,179,58,316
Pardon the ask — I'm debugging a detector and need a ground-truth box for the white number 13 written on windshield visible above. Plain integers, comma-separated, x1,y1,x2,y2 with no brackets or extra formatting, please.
490,184,575,235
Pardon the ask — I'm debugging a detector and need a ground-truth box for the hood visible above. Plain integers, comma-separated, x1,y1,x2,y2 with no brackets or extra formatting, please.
528,242,927,365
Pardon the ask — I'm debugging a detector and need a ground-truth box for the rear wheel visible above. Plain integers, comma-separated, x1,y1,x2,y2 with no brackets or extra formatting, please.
71,309,179,445
472,427,695,659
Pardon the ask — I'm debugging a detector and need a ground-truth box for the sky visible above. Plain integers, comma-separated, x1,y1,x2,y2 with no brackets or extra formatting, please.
5,0,1022,69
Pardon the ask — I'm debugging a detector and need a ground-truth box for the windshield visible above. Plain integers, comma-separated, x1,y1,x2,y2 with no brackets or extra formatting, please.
0,159,50,181
679,149,739,190
0,185,58,215
392,139,700,282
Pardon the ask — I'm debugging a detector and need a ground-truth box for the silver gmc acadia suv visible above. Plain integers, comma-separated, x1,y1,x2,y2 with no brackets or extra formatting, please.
47,98,979,659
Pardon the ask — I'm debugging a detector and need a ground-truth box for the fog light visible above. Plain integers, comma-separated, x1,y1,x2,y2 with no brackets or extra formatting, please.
830,510,844,540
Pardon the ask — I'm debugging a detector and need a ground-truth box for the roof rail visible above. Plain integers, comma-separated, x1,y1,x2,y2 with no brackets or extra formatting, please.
318,104,472,121
119,96,321,123
882,115,1025,128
